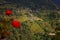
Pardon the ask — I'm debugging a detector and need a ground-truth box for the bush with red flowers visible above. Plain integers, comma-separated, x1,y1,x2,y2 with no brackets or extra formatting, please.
0,10,21,40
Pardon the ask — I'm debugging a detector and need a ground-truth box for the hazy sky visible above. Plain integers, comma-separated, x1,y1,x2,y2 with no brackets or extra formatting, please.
53,0,60,5
0,0,60,6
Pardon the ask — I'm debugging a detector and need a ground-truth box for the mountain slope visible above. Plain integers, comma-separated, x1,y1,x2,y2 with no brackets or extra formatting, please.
0,0,58,10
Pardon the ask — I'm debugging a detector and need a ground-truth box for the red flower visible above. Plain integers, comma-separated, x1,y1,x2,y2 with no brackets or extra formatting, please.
12,20,21,28
5,10,12,15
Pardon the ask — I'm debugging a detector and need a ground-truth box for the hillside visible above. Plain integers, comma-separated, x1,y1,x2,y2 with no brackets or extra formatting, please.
0,0,60,40
0,0,58,10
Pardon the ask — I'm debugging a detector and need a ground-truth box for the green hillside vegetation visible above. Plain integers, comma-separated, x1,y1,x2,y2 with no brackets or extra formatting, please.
0,4,60,40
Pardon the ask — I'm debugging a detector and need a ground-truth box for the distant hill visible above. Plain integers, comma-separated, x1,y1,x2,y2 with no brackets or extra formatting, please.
0,0,59,10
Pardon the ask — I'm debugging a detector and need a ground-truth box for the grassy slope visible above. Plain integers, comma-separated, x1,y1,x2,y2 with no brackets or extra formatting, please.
17,13,55,35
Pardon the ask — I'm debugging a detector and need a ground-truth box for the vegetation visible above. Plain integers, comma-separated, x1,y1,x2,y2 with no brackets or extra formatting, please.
0,0,60,40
